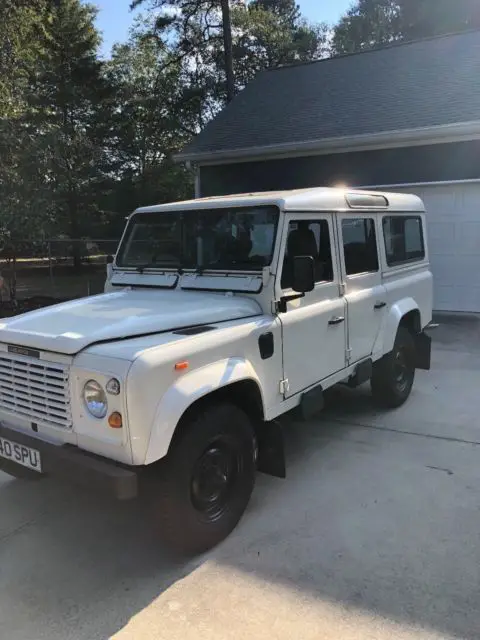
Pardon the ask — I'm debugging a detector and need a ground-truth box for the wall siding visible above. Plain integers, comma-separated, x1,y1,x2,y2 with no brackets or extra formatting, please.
199,140,480,196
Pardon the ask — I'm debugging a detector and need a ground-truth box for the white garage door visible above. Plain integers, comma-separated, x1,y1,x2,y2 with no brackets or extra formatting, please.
377,182,480,313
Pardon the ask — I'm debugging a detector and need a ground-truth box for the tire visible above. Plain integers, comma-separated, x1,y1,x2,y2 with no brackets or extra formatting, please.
371,326,416,409
154,403,256,555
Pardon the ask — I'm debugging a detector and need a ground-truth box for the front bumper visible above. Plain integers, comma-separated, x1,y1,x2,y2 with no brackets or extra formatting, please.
0,424,138,500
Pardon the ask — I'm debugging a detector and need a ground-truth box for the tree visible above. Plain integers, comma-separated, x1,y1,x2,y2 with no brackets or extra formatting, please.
130,0,326,127
400,0,480,40
332,0,401,55
249,0,301,27
106,17,194,216
220,0,235,101
331,0,480,55
0,0,53,299
233,0,328,87
26,0,114,266
0,0,329,295
130,0,325,106
0,0,47,118
131,0,238,102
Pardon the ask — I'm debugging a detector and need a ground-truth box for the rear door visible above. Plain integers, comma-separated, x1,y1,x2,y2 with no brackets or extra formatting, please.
336,214,387,364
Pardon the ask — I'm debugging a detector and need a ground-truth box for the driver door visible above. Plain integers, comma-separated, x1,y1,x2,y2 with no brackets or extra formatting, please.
278,214,347,398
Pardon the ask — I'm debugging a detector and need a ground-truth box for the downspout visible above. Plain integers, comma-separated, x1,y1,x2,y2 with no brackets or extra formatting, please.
186,160,201,198
194,164,201,199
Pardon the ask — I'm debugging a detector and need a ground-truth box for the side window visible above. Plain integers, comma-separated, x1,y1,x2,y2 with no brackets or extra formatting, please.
341,218,379,276
383,216,425,266
281,219,334,289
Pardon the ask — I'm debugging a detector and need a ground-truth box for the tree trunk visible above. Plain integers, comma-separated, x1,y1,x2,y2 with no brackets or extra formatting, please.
7,256,17,308
220,0,235,103
69,187,82,271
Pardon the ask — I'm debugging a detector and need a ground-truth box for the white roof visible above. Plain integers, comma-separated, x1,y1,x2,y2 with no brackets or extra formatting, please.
134,187,425,215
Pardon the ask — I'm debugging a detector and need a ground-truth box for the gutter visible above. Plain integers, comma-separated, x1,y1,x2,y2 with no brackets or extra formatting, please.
359,178,480,190
174,120,480,166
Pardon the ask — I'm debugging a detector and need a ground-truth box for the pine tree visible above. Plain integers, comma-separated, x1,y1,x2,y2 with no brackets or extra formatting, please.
331,0,480,56
332,0,401,55
27,0,113,266
106,18,193,211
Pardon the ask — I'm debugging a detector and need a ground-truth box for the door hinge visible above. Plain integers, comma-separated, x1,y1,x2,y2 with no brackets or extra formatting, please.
346,347,352,363
339,282,346,296
279,379,290,395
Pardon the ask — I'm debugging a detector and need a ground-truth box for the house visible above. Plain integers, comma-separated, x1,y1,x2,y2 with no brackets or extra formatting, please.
176,30,480,313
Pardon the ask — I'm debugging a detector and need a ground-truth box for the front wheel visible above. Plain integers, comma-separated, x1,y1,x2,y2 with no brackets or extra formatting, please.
154,403,256,555
371,327,416,408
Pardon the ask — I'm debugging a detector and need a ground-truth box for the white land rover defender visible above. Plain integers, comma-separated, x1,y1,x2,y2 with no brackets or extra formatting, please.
0,188,432,553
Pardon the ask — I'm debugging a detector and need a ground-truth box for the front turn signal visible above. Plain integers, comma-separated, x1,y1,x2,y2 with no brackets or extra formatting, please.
108,412,123,429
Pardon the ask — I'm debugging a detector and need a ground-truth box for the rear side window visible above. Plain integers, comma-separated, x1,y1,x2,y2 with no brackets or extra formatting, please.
383,216,425,266
341,218,379,275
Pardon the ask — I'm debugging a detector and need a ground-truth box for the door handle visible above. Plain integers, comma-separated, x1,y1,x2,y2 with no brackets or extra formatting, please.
374,302,387,310
328,316,345,326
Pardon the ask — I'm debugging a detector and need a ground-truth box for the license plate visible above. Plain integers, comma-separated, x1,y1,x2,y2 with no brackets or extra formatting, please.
0,436,42,472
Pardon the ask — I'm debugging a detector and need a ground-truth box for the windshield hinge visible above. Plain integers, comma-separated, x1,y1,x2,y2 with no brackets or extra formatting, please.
276,293,305,314
279,379,290,396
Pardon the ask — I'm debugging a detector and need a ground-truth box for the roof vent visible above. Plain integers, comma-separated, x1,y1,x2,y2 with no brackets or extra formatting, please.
346,193,389,209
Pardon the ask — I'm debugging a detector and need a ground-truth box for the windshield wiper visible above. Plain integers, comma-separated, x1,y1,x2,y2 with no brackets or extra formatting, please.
135,261,182,274
196,259,265,273
136,262,157,273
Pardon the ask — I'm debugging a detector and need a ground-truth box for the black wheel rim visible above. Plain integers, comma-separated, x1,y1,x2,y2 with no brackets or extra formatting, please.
190,438,241,522
394,347,411,393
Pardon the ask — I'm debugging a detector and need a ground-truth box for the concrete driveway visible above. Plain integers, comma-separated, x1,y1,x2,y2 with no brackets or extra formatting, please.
1,315,480,640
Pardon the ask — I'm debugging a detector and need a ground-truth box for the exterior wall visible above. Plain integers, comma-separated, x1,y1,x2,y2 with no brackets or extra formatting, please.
198,140,480,197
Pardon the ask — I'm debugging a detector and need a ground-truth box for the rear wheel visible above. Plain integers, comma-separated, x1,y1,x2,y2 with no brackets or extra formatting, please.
371,327,416,408
154,403,256,555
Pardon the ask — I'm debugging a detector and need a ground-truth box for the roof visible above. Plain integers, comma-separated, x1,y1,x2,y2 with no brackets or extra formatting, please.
177,30,480,164
134,188,425,214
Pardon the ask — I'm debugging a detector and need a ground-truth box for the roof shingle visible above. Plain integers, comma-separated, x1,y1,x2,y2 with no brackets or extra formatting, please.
179,30,480,160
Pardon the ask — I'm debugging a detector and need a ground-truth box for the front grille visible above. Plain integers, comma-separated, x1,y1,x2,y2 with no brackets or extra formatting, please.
0,353,71,429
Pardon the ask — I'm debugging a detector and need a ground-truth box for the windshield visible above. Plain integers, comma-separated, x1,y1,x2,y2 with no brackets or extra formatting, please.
116,206,279,271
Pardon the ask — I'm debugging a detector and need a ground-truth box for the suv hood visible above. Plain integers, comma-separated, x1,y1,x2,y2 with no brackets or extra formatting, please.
0,289,262,355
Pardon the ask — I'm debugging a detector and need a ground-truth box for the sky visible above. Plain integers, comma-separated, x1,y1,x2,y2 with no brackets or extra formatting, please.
88,0,353,57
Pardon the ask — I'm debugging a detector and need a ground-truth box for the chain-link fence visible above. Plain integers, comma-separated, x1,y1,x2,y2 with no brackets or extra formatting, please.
0,239,120,309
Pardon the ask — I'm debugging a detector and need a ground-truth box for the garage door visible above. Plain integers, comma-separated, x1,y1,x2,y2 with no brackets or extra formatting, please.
380,182,480,313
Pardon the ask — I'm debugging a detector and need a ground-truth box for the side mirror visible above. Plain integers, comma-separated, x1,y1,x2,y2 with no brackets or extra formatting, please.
106,254,114,264
292,255,315,293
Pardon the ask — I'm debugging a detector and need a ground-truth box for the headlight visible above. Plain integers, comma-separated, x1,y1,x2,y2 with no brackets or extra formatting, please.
83,380,108,418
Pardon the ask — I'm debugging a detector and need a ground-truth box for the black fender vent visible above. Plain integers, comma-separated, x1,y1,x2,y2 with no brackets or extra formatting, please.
259,332,274,359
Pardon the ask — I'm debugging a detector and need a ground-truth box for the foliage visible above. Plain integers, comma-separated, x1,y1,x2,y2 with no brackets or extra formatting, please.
131,0,326,120
400,0,480,40
24,0,116,262
332,0,480,55
332,0,401,55
0,0,48,118
0,0,52,294
106,20,194,218
233,1,328,88
0,0,326,297
130,0,236,101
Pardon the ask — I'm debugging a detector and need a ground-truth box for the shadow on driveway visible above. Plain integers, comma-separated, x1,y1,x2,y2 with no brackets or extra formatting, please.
1,325,480,639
